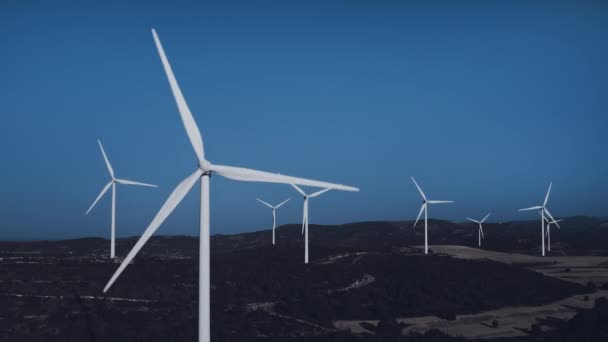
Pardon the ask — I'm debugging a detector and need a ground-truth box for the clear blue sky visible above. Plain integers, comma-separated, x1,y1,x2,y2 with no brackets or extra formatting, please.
1,1,607,240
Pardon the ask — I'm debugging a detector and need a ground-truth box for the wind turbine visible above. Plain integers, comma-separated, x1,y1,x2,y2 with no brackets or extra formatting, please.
291,185,332,264
102,29,359,342
519,182,558,256
544,216,563,252
466,213,491,248
256,197,291,245
411,177,453,254
85,140,157,259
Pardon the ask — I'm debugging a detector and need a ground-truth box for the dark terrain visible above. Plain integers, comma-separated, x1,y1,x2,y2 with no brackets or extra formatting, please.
0,216,607,342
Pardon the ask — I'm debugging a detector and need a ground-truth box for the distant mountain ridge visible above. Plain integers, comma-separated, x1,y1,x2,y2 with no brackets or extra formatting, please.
3,216,606,257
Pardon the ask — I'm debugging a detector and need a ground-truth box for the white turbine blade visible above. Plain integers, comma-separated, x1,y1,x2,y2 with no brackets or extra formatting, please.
481,212,491,223
427,200,453,204
480,225,485,239
103,169,203,293
275,197,291,209
413,204,425,227
543,208,561,229
466,218,480,224
152,29,205,162
85,181,113,215
544,182,552,207
519,206,543,211
410,177,427,201
309,188,331,198
212,164,359,192
302,200,308,234
256,198,273,208
97,140,114,178
291,184,307,197
115,179,158,187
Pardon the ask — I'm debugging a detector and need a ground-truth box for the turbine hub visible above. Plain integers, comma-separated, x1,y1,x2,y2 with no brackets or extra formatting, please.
199,160,212,172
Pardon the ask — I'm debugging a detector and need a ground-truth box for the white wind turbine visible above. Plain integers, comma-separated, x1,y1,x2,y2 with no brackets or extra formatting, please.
291,185,332,264
544,216,563,252
519,182,558,256
256,197,291,245
466,213,491,248
411,177,453,254
85,140,157,259
102,29,359,342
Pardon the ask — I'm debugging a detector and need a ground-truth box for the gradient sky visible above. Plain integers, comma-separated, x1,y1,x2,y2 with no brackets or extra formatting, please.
1,1,607,240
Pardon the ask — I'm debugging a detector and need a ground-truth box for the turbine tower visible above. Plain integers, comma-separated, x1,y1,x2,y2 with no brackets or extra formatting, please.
85,140,157,258
256,197,291,245
102,29,359,342
411,177,453,254
519,182,558,256
466,213,491,248
544,216,563,252
291,184,331,264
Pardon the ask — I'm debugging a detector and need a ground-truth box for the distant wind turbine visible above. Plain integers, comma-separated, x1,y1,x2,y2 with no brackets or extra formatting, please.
519,182,558,256
544,216,563,252
102,29,359,342
256,197,291,245
411,177,453,254
466,213,491,248
85,140,157,259
291,184,331,264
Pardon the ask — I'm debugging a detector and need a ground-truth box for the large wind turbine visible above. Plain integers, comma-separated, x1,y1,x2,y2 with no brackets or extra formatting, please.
85,140,157,259
466,213,491,248
544,216,563,252
411,177,453,254
102,29,359,342
256,197,291,245
291,185,331,264
519,182,558,256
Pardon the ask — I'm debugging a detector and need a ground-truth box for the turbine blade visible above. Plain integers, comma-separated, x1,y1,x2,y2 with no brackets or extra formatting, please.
115,179,158,187
410,177,427,201
302,200,308,234
466,218,479,224
481,212,491,223
427,200,453,204
544,182,552,207
519,206,543,211
103,169,203,293
413,204,425,227
291,184,307,197
480,225,485,239
543,208,560,229
275,197,291,209
256,198,273,208
85,181,113,215
97,140,114,178
211,164,359,192
152,29,205,162
309,188,331,198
